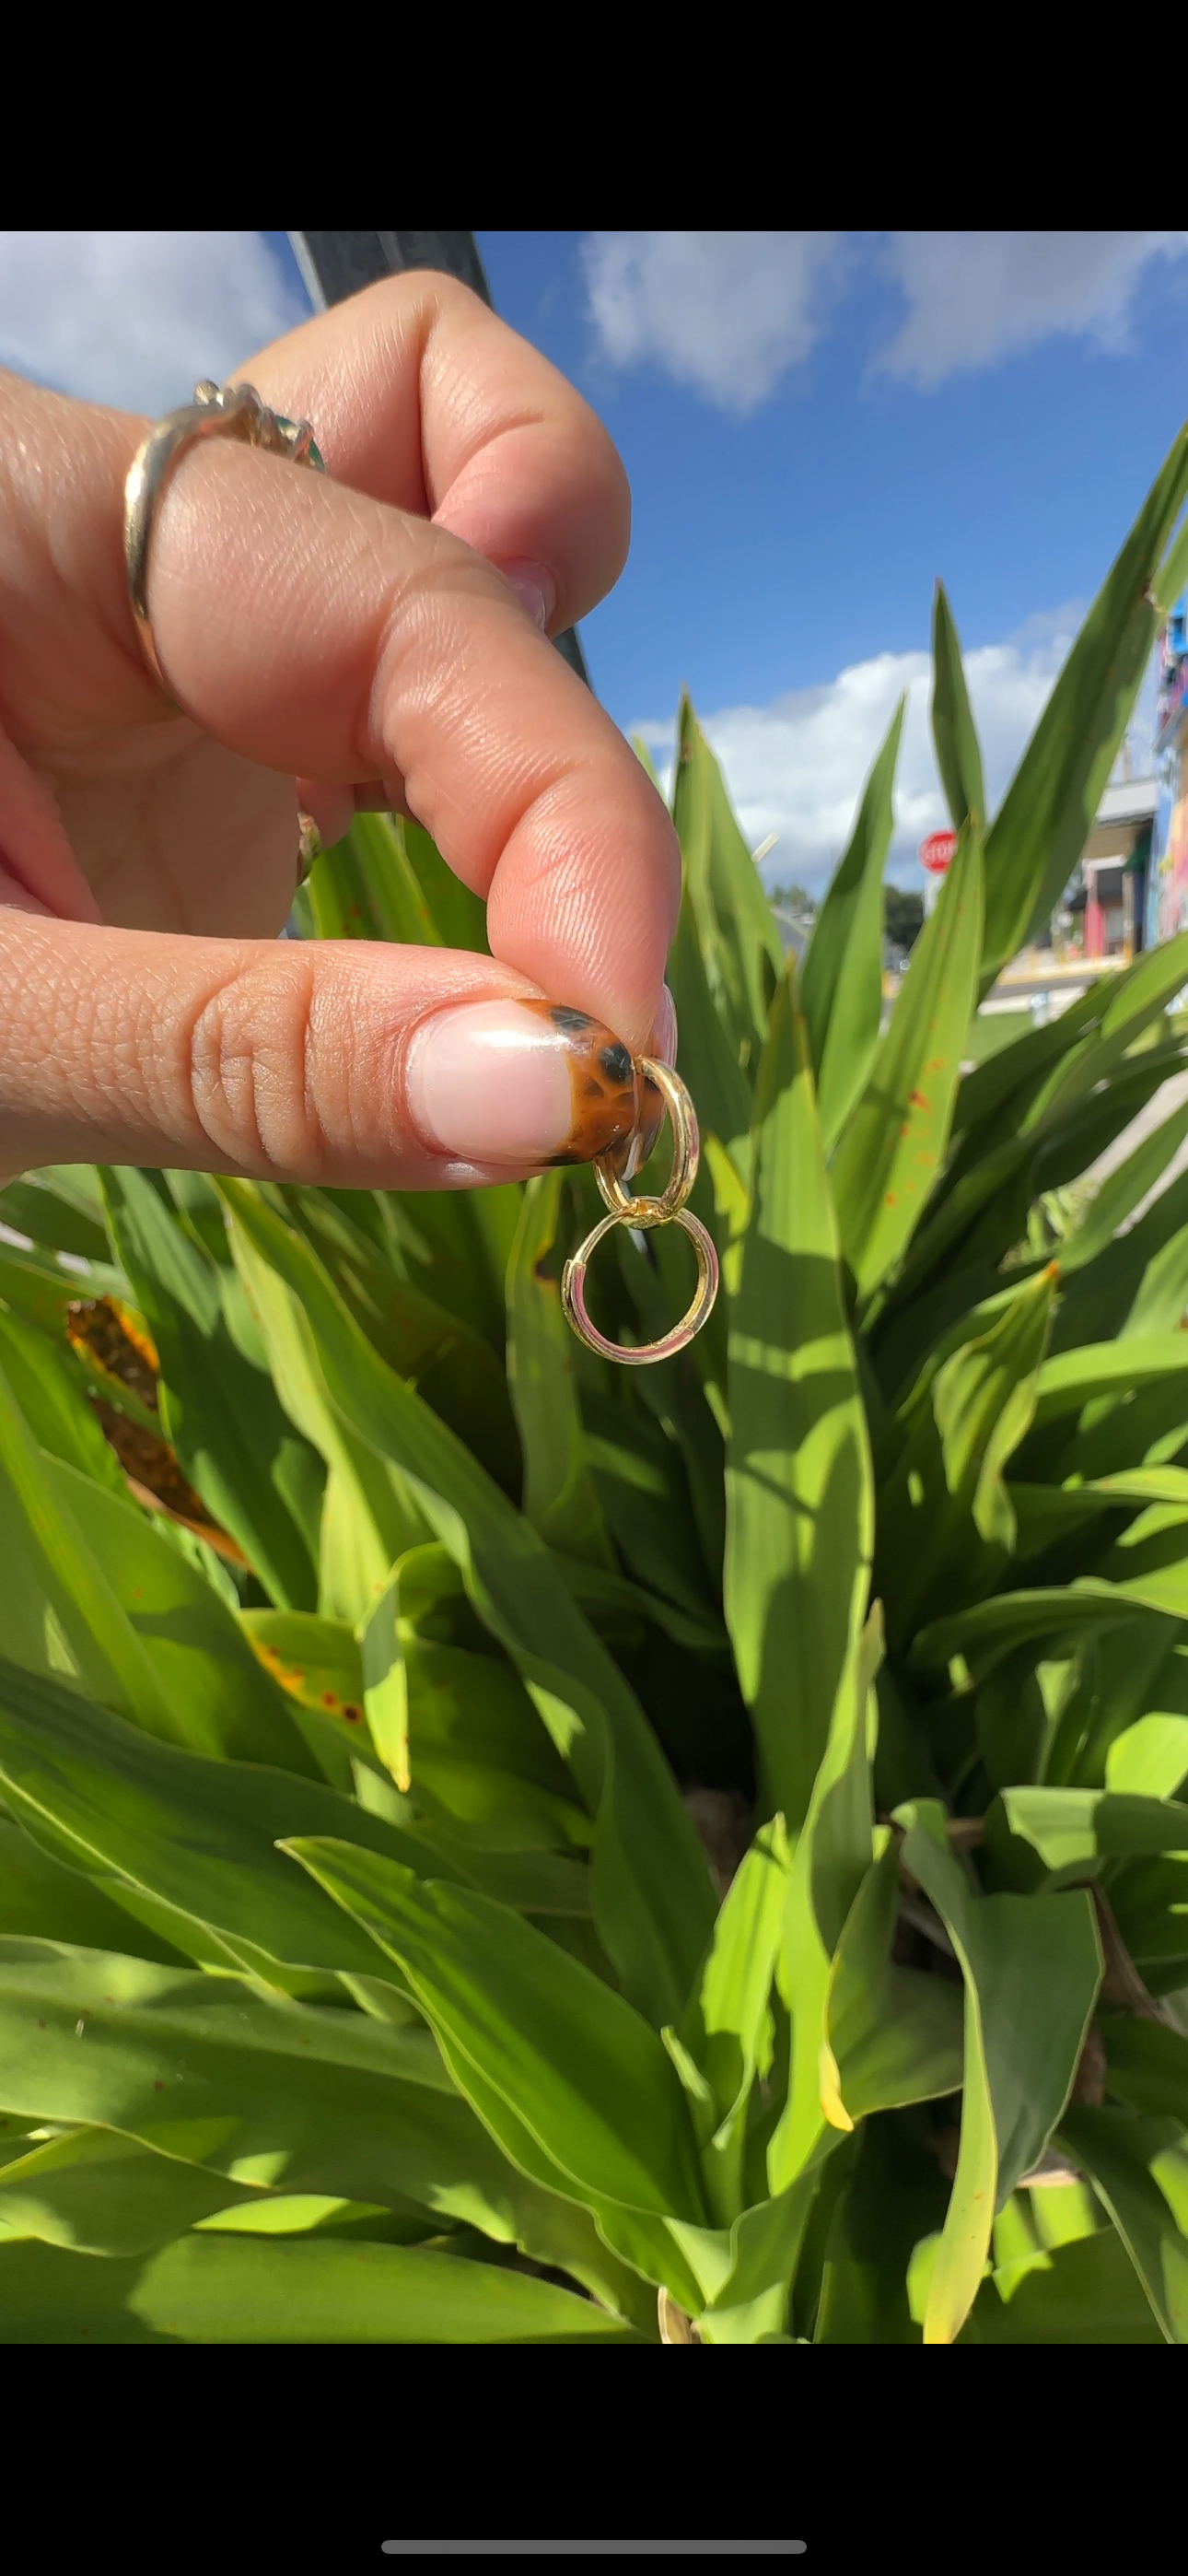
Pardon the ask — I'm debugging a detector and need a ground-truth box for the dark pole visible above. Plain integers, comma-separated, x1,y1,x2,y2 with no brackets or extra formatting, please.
287,231,591,689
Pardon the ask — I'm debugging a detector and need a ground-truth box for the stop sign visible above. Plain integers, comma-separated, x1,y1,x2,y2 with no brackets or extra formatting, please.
920,830,958,874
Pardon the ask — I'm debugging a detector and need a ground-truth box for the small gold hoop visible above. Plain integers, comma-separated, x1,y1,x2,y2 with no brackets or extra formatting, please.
123,379,326,690
593,1056,700,1223
561,1057,720,1364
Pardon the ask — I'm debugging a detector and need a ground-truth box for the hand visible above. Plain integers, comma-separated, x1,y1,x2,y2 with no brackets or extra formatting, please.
0,273,680,1190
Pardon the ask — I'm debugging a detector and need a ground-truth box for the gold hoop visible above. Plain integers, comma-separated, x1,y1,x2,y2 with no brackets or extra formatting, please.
561,1057,720,1364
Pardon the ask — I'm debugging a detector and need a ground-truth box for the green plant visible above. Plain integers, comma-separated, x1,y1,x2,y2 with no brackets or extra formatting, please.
884,884,924,954
5,439,1188,2346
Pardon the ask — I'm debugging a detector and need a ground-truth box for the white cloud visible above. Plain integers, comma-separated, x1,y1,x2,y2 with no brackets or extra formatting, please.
635,617,1080,894
580,230,1188,412
877,231,1188,388
0,232,308,416
581,231,845,415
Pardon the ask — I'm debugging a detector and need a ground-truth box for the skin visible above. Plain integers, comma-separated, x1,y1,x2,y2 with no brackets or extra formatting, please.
0,272,681,1190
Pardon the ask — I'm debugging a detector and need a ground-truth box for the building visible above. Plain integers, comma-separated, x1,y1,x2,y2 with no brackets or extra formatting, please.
1150,596,1188,946
1078,774,1157,958
974,745,1159,1029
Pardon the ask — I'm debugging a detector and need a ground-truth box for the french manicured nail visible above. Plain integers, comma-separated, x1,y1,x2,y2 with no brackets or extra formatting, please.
404,998,646,1167
499,559,557,634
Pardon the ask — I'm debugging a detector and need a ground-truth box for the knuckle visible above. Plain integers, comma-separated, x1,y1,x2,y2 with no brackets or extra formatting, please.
187,953,324,1177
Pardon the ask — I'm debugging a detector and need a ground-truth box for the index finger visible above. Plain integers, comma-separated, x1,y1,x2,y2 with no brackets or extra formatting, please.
137,306,680,1051
239,269,632,633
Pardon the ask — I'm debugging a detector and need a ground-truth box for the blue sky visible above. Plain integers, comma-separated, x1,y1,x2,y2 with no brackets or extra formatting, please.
477,233,1188,711
3,230,1185,892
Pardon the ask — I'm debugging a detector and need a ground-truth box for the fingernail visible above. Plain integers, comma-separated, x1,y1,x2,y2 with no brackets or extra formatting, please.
499,559,557,634
650,985,678,1069
607,988,676,1181
404,998,645,1167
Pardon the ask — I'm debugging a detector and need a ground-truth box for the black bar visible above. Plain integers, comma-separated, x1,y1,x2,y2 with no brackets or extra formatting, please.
288,230,590,689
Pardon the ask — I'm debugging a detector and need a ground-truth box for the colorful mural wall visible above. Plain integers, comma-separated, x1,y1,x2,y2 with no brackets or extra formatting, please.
1152,598,1188,943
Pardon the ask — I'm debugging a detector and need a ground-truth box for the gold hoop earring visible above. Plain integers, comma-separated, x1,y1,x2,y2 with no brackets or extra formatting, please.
561,1059,719,1364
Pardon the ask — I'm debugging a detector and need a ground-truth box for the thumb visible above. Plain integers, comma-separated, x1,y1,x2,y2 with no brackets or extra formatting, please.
0,915,672,1189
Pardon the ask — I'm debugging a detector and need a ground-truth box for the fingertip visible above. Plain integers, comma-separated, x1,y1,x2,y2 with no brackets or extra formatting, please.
649,985,679,1070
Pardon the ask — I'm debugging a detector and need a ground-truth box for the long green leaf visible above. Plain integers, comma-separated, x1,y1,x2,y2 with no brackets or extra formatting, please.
218,1183,715,2025
99,1168,320,1609
0,2242,168,2341
297,810,442,946
390,1551,592,1857
951,982,1112,1144
134,2231,639,2342
1101,2015,1188,2124
894,1800,1101,2344
812,2104,952,2344
0,1238,127,1340
1019,943,1188,1141
726,967,873,1833
285,1838,706,2224
0,2123,263,2256
1032,1332,1188,1427
274,1183,519,1497
671,695,782,1077
1059,2103,1188,2344
768,1607,883,2192
880,1055,1188,1344
912,1576,1188,1679
0,1814,189,1961
874,1266,1056,1648
677,1817,790,2221
1005,1475,1182,1566
1059,1100,1188,1275
0,1352,182,1743
1052,1174,1188,1354
696,2158,833,2343
986,1784,1188,1885
1101,1856,1188,1989
930,584,986,833
402,814,491,954
506,1172,612,1564
368,1181,521,1360
0,1301,127,1493
959,2219,1162,2343
37,1456,318,1770
821,1838,964,2129
0,2230,638,2343
666,878,753,1172
1105,1713,1188,1798
0,1937,644,2316
0,1170,111,1264
219,1196,431,1629
551,1545,727,1655
582,1376,720,1620
833,824,984,1296
0,1659,468,1987
799,697,904,1149
1124,1223,1188,1340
